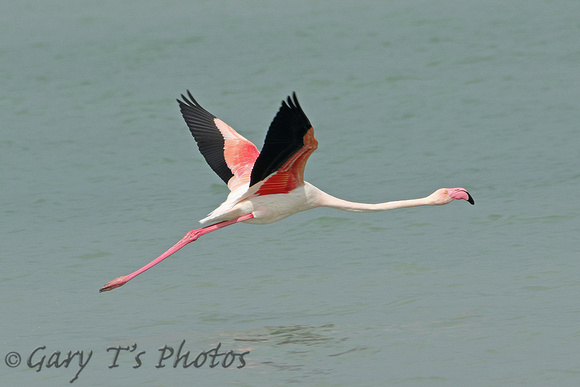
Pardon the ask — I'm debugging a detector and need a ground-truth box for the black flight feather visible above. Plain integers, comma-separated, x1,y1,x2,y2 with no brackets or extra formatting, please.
249,93,312,187
177,91,234,185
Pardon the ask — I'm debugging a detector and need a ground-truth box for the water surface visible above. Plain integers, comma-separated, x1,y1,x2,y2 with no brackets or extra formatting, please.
2,1,580,385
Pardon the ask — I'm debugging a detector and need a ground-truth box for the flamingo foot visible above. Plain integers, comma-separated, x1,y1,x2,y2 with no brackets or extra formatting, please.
99,276,129,292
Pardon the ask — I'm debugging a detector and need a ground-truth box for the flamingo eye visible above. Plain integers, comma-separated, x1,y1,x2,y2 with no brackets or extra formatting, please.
443,190,448,195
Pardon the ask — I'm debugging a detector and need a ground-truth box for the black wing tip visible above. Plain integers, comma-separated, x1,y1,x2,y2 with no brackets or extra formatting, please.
177,91,217,120
177,90,204,110
176,90,234,185
284,92,300,109
281,92,309,123
249,92,314,187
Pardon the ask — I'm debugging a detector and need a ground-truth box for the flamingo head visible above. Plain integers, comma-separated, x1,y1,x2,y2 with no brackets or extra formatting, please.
429,187,475,206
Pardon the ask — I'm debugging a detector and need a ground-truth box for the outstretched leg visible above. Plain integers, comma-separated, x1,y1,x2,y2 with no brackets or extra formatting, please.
99,213,254,292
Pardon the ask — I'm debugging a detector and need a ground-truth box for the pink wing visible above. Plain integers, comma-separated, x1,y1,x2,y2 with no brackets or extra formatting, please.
178,92,317,196
251,93,318,195
177,91,259,191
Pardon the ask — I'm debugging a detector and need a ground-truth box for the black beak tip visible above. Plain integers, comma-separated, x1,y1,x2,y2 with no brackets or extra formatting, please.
467,193,475,205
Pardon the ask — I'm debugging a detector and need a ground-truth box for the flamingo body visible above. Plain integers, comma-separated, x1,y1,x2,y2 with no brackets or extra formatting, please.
206,182,321,225
100,91,474,292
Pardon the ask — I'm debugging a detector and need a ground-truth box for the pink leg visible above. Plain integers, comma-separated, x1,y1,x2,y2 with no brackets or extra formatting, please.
99,213,254,292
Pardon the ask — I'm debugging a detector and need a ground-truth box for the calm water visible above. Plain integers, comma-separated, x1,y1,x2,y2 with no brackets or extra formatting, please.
2,1,579,385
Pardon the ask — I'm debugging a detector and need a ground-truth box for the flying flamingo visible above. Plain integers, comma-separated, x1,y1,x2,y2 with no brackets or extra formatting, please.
100,91,474,292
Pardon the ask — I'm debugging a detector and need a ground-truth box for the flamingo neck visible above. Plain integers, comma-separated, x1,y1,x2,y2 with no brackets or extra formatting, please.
313,187,431,212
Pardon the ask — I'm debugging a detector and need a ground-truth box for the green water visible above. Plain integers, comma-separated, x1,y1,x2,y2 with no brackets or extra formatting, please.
2,1,579,385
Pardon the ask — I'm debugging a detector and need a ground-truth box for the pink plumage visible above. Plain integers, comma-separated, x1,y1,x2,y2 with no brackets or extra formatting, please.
100,92,474,292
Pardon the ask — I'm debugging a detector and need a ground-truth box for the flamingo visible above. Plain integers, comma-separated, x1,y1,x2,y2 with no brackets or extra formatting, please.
100,91,474,292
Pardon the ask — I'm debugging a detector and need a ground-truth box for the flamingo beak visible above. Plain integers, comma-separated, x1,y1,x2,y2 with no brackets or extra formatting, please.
466,191,475,205
450,188,475,205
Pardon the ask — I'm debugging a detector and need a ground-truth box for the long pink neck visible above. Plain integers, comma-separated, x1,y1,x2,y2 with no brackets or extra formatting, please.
315,189,431,212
